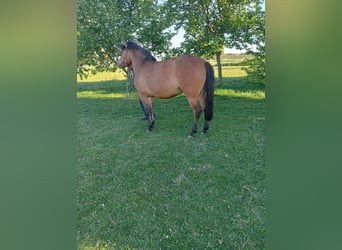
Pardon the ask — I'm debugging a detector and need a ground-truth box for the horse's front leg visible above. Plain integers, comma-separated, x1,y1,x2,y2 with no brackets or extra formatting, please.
146,107,154,132
145,97,155,132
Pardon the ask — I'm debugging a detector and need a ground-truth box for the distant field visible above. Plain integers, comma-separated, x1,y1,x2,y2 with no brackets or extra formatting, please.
77,54,251,83
77,69,127,82
209,53,253,66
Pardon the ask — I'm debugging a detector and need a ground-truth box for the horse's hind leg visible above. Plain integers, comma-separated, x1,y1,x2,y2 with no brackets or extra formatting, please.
202,120,209,134
188,98,202,137
198,93,209,134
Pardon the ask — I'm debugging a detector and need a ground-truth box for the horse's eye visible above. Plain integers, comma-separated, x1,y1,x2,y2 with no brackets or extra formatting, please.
121,45,126,50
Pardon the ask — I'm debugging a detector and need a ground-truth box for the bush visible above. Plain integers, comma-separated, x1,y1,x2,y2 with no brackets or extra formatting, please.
243,50,265,85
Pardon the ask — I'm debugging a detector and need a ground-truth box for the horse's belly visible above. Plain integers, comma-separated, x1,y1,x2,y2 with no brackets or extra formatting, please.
157,86,182,99
146,73,182,98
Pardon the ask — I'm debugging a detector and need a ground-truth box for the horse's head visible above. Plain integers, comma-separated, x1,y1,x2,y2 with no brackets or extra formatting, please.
118,42,132,69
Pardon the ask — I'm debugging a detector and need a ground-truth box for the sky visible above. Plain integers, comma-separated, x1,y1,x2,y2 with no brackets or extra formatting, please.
170,0,265,54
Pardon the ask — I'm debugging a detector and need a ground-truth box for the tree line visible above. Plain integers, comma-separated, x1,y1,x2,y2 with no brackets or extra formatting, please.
77,0,265,85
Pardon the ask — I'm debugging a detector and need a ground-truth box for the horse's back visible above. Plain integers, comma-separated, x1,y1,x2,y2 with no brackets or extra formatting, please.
173,55,206,67
149,55,205,81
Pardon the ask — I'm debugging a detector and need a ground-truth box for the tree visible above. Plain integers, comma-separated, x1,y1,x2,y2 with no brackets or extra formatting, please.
241,6,265,84
77,0,124,77
77,0,265,85
77,0,174,78
164,0,264,86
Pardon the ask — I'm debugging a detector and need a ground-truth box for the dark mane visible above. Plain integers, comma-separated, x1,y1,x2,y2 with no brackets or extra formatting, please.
126,41,157,62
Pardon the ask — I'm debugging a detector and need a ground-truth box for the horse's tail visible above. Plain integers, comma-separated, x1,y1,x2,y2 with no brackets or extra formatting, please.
204,61,214,121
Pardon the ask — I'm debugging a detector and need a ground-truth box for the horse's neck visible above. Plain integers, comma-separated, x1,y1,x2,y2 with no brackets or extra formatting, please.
130,51,145,72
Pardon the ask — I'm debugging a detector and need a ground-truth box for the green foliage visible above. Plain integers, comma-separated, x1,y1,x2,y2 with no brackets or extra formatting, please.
77,0,265,84
243,50,265,85
242,7,265,84
77,0,174,78
163,0,264,86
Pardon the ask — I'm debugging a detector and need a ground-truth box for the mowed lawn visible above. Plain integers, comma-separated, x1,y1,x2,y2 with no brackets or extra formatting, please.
77,60,265,249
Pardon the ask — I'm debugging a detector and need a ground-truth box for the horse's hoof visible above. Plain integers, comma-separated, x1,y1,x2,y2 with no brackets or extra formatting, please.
146,129,152,133
201,130,208,134
188,134,194,139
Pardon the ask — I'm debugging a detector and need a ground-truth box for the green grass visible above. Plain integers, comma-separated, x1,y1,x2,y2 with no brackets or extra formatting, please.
77,65,265,249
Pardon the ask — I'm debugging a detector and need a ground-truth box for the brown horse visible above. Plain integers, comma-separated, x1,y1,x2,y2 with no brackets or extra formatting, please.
118,41,214,137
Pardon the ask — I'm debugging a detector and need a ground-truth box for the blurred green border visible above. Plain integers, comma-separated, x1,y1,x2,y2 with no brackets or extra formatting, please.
1,1,342,249
267,1,342,249
0,1,76,249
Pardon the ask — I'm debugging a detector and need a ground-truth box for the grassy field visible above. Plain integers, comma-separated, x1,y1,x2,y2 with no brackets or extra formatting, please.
77,59,265,249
